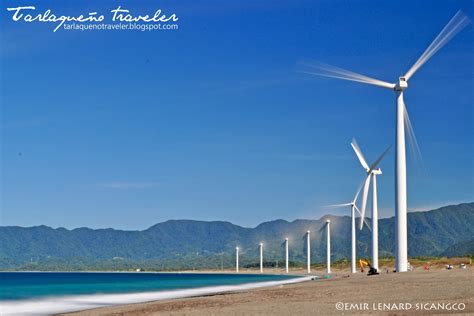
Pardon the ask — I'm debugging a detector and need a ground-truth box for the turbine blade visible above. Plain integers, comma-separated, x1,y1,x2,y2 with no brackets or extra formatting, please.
352,178,366,204
368,145,392,172
359,174,372,230
354,205,372,232
325,203,352,208
299,61,395,90
351,138,370,170
354,204,362,216
404,10,470,80
404,103,424,172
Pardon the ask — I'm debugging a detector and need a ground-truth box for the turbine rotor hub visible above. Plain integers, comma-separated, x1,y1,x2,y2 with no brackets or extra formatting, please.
394,77,408,91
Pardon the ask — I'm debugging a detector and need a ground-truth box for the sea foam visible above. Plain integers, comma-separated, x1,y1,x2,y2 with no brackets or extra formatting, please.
0,276,312,315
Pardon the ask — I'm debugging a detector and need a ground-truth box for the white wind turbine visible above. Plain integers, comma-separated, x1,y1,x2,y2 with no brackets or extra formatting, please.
328,185,370,274
284,237,289,273
305,230,311,273
259,242,263,273
302,11,470,272
325,220,331,274
351,138,391,271
235,247,239,273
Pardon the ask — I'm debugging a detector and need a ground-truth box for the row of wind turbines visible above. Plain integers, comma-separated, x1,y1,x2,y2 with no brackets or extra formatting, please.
233,139,387,275
232,10,468,274
234,220,332,274
301,10,470,272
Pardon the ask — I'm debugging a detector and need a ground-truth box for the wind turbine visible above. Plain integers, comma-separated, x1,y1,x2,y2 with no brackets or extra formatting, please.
305,230,311,273
326,220,331,274
328,185,370,274
284,238,289,273
351,138,391,271
302,11,470,272
235,247,239,273
259,242,263,273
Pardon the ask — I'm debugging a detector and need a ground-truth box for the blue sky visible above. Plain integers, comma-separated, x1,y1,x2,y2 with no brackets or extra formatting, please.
1,0,472,229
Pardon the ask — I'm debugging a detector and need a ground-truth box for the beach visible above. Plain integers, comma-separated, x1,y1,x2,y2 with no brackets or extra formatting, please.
65,267,473,315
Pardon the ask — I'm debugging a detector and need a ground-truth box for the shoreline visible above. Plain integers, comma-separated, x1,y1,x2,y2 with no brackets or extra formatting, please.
0,274,314,315
0,270,305,274
65,268,474,315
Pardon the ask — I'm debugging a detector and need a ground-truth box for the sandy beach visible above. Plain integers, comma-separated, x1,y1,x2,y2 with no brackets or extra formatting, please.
64,267,473,315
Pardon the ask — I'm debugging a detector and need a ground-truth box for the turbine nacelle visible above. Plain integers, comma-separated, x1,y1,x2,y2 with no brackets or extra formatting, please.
394,77,408,91
371,168,382,175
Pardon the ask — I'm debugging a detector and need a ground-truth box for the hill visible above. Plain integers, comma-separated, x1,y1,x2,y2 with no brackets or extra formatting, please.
0,202,472,270
440,239,474,257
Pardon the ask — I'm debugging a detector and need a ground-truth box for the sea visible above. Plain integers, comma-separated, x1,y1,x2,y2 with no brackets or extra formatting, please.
0,272,307,315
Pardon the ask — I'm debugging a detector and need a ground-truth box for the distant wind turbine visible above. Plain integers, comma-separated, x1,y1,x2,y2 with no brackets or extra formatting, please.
306,231,311,273
284,238,289,273
327,184,369,274
351,138,391,271
326,220,331,274
302,11,470,272
235,247,239,273
259,242,263,273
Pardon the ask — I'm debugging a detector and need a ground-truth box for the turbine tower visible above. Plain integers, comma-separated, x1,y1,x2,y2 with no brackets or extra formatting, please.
259,242,263,273
306,230,311,273
302,11,470,272
285,237,289,273
326,220,331,274
351,138,391,271
235,247,239,273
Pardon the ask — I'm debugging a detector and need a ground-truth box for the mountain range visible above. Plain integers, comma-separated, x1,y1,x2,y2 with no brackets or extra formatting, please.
0,202,472,270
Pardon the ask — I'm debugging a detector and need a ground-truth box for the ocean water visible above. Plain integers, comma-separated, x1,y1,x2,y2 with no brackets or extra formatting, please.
0,272,309,315
0,272,297,301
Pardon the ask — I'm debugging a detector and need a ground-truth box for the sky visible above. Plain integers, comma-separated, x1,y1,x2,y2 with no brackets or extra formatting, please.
0,0,473,229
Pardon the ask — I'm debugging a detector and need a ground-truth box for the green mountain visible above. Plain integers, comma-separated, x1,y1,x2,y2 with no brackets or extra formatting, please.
0,203,472,270
440,239,474,257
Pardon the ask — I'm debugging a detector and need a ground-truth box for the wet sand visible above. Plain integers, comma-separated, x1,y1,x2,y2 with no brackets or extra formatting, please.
64,267,473,315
